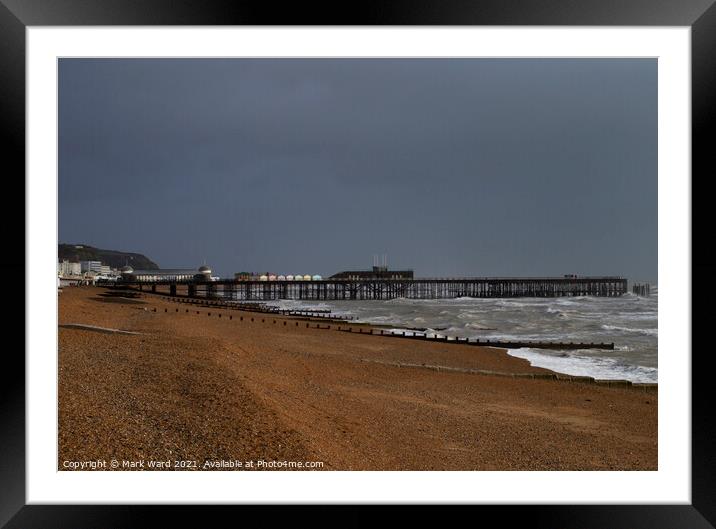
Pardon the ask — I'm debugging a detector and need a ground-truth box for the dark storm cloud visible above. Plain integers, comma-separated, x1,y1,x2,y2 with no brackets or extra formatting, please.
59,58,657,280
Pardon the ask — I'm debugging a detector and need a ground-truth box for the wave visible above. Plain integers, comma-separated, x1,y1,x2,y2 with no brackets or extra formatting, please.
357,315,393,322
601,324,658,336
464,322,496,331
616,313,658,321
507,348,657,383
614,344,633,352
494,300,551,308
469,331,583,342
264,299,335,311
545,307,574,319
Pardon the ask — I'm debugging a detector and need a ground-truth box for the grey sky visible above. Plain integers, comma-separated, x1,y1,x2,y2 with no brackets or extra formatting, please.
59,58,657,281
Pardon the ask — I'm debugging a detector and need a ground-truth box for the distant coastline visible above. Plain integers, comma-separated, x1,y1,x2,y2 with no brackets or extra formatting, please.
59,243,159,270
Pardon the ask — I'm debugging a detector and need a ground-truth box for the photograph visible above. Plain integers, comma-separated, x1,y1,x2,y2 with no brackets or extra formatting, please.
57,57,658,472
2,0,710,524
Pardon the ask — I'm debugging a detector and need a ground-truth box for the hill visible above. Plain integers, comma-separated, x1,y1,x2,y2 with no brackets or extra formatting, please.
58,244,159,270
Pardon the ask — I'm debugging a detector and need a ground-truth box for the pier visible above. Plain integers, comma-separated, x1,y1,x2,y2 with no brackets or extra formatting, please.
123,276,628,301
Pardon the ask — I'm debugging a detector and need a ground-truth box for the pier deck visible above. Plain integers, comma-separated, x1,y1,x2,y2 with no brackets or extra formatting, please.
123,276,628,301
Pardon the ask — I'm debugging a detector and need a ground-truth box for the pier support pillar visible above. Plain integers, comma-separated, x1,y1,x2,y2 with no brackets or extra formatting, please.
151,284,156,293
223,283,235,300
188,284,196,298
169,284,177,296
207,283,217,299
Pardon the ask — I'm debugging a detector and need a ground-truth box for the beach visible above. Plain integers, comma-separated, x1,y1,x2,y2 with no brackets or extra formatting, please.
58,286,657,470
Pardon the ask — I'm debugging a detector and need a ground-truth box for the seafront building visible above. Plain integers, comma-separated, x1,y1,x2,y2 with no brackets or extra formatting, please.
80,260,103,274
120,264,214,282
57,260,82,277
58,258,121,284
330,265,414,280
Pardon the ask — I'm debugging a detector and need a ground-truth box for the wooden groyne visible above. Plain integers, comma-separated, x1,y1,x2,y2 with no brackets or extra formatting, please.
359,358,657,392
151,295,353,321
123,276,628,301
335,327,614,350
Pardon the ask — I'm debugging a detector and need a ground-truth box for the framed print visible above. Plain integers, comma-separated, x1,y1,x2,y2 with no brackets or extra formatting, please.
3,0,714,527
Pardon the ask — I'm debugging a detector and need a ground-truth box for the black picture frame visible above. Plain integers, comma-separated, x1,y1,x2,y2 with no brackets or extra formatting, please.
3,1,713,527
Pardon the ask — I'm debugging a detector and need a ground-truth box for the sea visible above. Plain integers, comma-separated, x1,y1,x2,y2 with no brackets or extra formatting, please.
265,289,658,383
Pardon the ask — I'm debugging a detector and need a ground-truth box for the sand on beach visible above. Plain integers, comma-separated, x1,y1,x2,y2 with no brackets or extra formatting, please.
58,287,657,470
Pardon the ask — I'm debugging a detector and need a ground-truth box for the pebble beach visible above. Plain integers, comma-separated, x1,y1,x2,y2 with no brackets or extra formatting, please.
58,287,657,470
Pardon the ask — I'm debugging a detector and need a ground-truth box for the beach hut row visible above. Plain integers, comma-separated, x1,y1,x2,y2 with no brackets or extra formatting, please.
234,271,324,281
257,274,323,281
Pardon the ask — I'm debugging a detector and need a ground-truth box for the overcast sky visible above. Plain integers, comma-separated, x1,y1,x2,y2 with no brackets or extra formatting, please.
59,58,657,281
